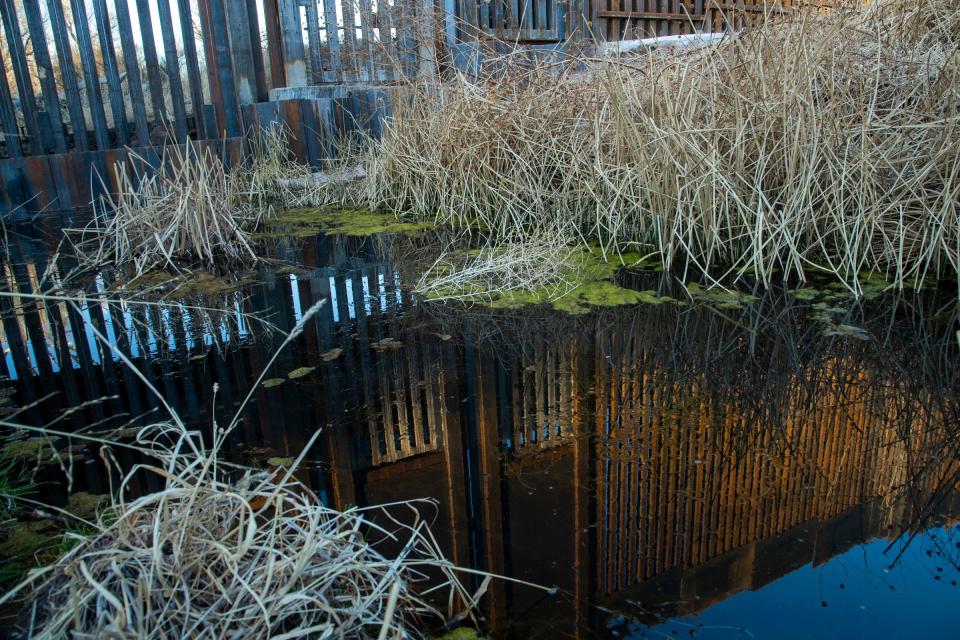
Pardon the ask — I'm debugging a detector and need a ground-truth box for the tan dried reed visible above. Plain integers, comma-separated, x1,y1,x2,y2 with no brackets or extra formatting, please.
361,0,960,294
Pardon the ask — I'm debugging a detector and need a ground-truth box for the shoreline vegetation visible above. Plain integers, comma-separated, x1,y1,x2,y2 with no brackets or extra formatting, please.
78,1,960,301
347,0,959,296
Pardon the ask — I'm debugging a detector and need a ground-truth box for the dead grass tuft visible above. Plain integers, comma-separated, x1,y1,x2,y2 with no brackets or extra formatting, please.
6,424,481,639
79,139,263,276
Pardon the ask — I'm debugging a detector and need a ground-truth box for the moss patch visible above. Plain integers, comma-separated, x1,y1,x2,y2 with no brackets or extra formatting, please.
320,347,343,362
432,629,490,640
257,207,434,239
122,270,253,298
287,366,315,380
685,283,757,310
66,492,107,520
1,438,55,462
0,520,57,559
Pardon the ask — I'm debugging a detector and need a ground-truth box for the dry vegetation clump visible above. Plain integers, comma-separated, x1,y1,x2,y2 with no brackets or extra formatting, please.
362,0,960,293
233,122,348,209
81,139,264,276
415,236,580,302
1,423,482,639
80,124,343,277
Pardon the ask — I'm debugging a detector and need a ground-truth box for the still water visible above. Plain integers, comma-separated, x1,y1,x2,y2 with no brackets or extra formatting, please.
0,220,957,638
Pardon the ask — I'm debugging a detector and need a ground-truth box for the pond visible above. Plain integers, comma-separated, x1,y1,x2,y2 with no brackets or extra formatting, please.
0,215,957,638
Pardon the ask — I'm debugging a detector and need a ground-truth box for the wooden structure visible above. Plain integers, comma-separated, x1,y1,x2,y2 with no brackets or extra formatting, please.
0,0,794,213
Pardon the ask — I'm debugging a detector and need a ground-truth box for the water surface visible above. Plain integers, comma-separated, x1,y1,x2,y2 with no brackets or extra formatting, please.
0,218,957,638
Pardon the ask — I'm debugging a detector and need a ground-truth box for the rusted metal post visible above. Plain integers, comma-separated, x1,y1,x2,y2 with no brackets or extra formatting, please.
263,0,288,88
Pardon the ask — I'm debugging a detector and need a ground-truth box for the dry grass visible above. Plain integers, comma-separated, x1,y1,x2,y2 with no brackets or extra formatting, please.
359,0,960,294
77,124,346,276
233,122,335,209
79,139,264,276
3,424,481,639
415,237,580,303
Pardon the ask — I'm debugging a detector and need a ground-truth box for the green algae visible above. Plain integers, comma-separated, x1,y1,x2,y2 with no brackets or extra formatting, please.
823,324,871,340
423,247,679,314
371,337,404,351
123,270,253,298
321,347,343,362
685,283,757,310
258,207,435,239
1,438,55,462
432,629,490,640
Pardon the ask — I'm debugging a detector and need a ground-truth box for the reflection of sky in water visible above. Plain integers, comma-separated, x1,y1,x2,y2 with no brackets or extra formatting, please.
616,527,956,639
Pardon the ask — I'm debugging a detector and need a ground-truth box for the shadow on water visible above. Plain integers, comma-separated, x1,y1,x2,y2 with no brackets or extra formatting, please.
1,216,959,638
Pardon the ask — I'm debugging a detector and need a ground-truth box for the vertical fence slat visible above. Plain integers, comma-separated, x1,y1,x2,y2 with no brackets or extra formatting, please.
176,0,207,139
358,0,377,81
443,0,458,56
46,0,88,151
278,0,308,87
91,0,128,146
198,0,224,136
133,0,168,126
417,0,438,80
70,0,110,150
22,0,67,152
0,0,42,154
263,0,286,88
322,0,343,80
478,0,489,32
0,50,22,157
203,0,241,136
379,0,399,80
225,0,257,105
402,0,419,77
112,0,152,145
156,0,189,141
305,1,325,83
342,0,361,82
245,0,269,100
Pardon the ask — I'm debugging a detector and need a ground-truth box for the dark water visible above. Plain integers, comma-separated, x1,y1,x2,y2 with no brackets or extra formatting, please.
1,219,958,638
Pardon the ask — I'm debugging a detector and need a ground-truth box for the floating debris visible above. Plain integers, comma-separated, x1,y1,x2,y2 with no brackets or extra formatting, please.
287,366,316,379
371,337,404,351
320,348,343,362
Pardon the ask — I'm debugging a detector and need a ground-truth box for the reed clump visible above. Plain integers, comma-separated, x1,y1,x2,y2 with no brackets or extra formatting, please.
363,0,960,293
234,122,341,209
81,124,340,276
82,139,263,276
